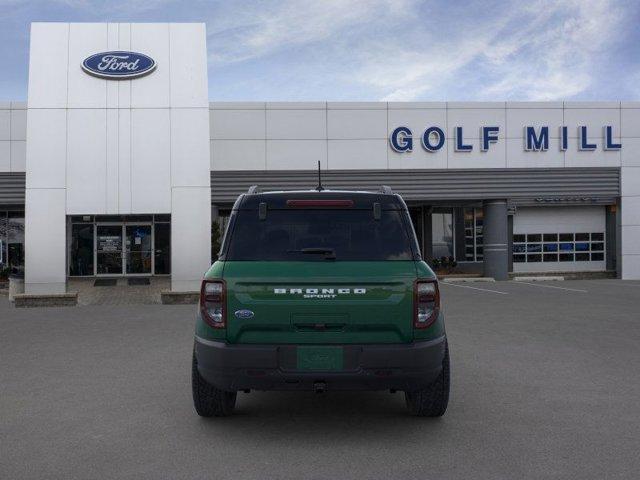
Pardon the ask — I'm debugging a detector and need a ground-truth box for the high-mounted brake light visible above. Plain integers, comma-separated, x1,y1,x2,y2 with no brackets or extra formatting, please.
414,279,440,329
286,199,354,208
200,279,226,328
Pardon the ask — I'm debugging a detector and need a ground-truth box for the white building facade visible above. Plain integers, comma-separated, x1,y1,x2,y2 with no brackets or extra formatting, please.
0,22,639,294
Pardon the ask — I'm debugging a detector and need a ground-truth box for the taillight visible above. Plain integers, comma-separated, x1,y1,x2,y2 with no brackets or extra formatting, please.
200,279,226,328
414,280,440,329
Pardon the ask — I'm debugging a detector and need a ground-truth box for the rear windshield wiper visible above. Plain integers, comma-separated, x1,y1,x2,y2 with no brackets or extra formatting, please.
286,247,336,259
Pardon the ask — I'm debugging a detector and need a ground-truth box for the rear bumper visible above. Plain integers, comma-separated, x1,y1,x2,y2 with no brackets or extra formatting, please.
194,335,447,392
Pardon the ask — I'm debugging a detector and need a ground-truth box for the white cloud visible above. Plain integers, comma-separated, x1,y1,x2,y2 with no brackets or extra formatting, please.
360,0,626,101
205,0,627,101
207,0,413,64
475,0,624,100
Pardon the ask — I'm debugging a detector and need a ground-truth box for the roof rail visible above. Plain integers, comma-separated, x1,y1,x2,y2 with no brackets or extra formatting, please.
380,185,393,195
247,185,259,194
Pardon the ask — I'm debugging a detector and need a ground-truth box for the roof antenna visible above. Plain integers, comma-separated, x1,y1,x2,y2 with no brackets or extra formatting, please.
316,160,324,191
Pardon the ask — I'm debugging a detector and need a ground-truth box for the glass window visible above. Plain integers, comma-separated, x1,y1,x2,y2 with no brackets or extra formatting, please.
70,215,94,223
95,215,124,223
226,209,415,261
474,208,484,261
7,212,24,272
559,243,573,251
154,223,171,274
0,211,7,268
69,224,94,276
513,234,526,243
96,225,123,275
513,231,606,266
528,254,542,262
513,254,526,263
463,208,475,261
591,252,604,261
125,226,152,275
124,215,153,223
575,242,589,251
432,211,454,259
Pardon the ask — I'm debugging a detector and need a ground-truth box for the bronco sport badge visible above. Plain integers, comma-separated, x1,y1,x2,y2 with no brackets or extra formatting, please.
274,288,366,299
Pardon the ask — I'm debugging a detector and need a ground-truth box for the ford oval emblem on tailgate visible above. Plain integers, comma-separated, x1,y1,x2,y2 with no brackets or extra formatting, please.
234,309,254,319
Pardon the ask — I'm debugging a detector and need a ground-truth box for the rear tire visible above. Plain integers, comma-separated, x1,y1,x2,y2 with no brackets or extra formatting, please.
405,341,450,417
192,352,237,417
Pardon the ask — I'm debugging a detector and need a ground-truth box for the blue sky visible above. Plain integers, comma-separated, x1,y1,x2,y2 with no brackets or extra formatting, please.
1,0,639,101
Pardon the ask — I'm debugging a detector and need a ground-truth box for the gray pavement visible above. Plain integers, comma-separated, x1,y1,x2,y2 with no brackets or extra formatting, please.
1,279,640,479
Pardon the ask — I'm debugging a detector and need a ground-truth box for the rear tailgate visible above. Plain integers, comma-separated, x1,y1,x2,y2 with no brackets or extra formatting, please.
224,261,416,344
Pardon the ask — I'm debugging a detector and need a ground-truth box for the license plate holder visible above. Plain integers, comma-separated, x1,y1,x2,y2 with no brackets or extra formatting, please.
296,346,343,371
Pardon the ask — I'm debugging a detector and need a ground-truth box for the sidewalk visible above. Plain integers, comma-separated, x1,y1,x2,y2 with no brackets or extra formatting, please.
69,277,170,306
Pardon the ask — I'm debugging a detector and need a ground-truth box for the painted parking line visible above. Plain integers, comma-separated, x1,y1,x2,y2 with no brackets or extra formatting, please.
513,281,588,293
589,281,640,287
441,282,509,295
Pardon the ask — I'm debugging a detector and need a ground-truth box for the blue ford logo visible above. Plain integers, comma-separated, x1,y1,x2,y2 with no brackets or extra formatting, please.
234,309,255,319
82,51,156,80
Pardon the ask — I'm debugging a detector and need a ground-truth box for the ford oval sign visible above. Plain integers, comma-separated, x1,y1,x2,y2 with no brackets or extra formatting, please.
234,309,255,319
82,51,156,80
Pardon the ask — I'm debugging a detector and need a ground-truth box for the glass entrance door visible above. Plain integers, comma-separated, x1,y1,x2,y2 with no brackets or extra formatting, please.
125,225,152,275
96,225,123,275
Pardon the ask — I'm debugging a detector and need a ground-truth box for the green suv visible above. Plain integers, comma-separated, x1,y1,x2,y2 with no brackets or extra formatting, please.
192,187,449,417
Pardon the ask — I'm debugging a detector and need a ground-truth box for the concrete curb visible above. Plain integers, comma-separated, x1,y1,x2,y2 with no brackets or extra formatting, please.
514,276,565,282
14,292,78,308
161,291,199,305
442,277,496,283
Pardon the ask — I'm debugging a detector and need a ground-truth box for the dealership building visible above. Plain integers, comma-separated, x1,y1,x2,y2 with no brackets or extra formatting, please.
1,22,639,296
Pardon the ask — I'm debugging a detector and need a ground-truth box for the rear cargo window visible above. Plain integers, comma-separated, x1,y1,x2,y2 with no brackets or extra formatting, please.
225,209,415,261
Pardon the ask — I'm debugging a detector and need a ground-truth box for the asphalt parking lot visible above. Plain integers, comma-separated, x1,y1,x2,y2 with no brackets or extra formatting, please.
2,279,640,480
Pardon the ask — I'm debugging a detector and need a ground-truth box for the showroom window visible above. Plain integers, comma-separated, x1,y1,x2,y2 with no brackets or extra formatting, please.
432,208,454,259
512,232,605,263
68,215,171,277
0,211,25,274
463,208,484,262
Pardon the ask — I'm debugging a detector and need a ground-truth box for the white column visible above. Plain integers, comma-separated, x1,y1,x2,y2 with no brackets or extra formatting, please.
169,106,211,292
621,105,640,279
171,187,211,291
24,189,66,294
621,166,640,279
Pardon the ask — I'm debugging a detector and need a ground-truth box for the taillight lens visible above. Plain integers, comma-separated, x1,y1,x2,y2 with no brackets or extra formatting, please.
414,280,440,329
200,280,226,328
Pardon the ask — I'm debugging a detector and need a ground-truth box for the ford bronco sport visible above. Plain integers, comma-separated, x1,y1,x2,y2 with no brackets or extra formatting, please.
192,186,449,417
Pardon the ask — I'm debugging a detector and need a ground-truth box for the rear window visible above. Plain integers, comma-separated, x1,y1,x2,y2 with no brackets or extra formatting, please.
224,209,416,261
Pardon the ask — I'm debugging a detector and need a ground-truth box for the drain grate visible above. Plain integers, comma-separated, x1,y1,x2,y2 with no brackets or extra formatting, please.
128,278,150,286
94,278,117,287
